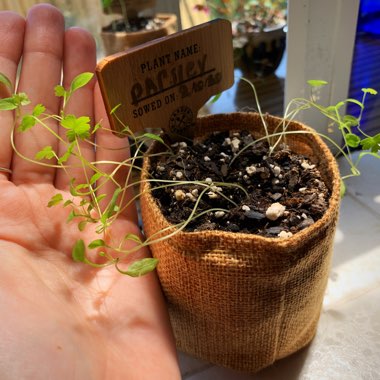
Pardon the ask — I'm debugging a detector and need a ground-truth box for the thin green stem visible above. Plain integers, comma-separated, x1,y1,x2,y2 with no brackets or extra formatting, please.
238,76,271,147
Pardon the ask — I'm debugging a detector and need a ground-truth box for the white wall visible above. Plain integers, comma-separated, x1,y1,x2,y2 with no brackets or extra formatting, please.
285,0,360,142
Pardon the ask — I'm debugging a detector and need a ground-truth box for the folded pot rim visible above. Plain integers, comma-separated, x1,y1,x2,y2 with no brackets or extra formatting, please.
141,112,341,256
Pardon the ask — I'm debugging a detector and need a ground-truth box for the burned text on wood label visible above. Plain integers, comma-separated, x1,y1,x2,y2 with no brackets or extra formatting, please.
96,19,234,136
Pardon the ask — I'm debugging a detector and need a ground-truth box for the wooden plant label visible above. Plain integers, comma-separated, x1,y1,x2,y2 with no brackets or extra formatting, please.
96,19,234,137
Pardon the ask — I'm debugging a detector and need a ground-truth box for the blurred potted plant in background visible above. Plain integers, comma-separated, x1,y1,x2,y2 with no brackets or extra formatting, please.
101,0,177,55
195,0,287,76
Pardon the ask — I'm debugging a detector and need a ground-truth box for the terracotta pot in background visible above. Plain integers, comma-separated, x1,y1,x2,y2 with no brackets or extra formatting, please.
241,25,286,77
101,13,177,56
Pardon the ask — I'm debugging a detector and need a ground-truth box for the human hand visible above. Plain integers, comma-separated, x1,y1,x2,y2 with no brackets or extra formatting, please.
0,4,180,379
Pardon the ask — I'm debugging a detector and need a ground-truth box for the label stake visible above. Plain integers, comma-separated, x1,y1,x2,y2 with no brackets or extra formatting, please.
97,19,234,139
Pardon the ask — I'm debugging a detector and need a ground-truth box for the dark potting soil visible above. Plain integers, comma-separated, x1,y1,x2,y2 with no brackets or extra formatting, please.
149,130,330,238
103,17,164,33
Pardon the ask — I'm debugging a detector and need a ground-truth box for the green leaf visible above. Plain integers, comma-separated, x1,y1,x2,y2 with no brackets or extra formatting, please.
54,85,66,97
124,233,142,244
2,93,30,109
345,133,361,148
16,93,30,106
335,101,345,110
93,122,101,133
88,239,106,249
67,210,76,222
360,137,373,151
0,72,12,89
90,172,102,185
362,88,378,95
63,199,73,207
58,150,71,164
346,98,364,109
110,103,121,115
61,114,91,142
69,179,79,196
48,193,63,207
58,142,74,164
102,187,122,223
0,98,17,111
78,220,87,231
75,183,90,191
124,258,158,277
72,239,86,262
35,146,55,160
120,125,132,136
96,194,107,203
19,115,36,131
79,198,88,207
70,72,93,93
340,179,346,198
324,105,336,114
141,133,164,144
33,104,46,117
343,115,359,127
360,134,380,152
307,80,328,87
210,93,222,103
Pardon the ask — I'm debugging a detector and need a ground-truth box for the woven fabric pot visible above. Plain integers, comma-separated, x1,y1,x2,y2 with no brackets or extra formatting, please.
140,113,341,373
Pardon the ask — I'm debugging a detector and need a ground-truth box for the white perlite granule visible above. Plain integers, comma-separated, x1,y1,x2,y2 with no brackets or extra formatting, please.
278,231,293,238
214,211,225,218
266,202,286,221
211,186,223,192
207,191,218,199
301,160,316,170
231,137,240,153
174,190,186,201
273,166,281,176
245,165,257,175
185,193,196,202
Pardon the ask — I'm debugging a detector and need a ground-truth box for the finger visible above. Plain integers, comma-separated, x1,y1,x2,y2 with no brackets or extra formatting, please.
12,4,64,185
0,12,25,180
55,27,97,191
94,83,138,225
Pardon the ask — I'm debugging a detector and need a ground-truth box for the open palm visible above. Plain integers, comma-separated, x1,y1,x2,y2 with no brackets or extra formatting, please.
0,5,180,380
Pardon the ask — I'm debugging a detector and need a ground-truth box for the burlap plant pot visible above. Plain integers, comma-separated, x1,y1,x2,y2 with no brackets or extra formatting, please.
140,112,341,373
